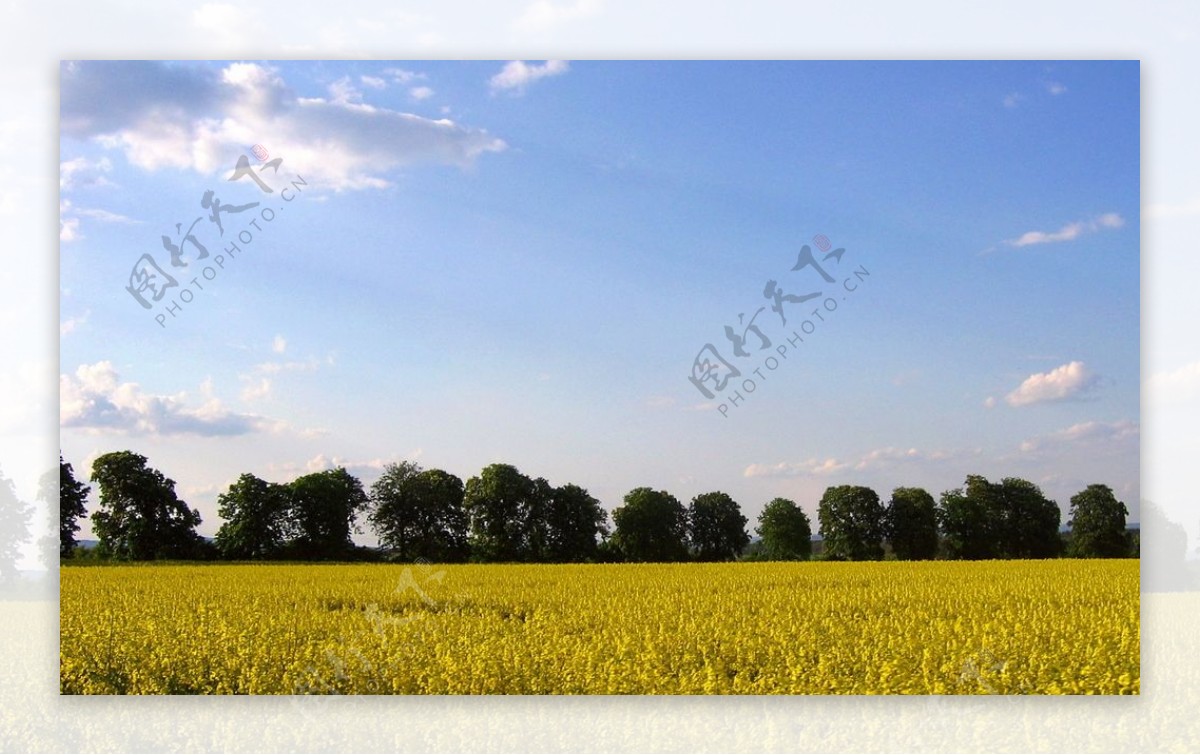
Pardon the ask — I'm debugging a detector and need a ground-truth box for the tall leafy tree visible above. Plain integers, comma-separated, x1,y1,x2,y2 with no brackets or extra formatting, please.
545,483,608,562
90,451,203,560
884,487,939,560
369,462,468,562
1067,484,1129,558
0,468,31,579
756,497,812,561
995,477,1061,558
611,487,688,562
817,485,885,561
687,491,749,561
939,475,1061,560
44,454,90,560
462,463,534,562
525,476,554,562
214,473,290,559
938,475,1002,560
286,467,368,559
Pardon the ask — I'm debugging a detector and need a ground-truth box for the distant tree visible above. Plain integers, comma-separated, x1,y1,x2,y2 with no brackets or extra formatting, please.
611,487,688,562
755,497,812,561
369,462,468,562
995,477,1061,558
45,454,90,560
687,491,750,561
0,468,31,579
90,451,204,560
884,487,939,560
214,473,290,559
545,483,609,562
938,475,1000,560
286,467,368,560
525,477,554,562
462,464,535,562
939,475,1061,560
818,485,885,561
1067,484,1129,558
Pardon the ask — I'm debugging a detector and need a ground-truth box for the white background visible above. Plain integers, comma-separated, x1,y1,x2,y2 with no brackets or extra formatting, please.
2,0,1197,751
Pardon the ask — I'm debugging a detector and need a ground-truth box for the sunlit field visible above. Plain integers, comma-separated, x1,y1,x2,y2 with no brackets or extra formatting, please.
60,560,1138,695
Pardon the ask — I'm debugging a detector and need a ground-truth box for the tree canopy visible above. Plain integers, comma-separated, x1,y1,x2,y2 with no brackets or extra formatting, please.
89,451,204,560
818,485,885,561
611,487,688,562
884,487,939,561
755,497,812,561
1067,484,1129,558
687,491,749,561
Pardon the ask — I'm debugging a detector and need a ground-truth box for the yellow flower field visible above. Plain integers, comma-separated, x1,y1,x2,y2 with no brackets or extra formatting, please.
59,559,1139,695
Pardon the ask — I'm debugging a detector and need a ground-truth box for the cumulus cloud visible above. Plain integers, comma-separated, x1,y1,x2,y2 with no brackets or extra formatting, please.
272,334,287,354
1018,419,1139,454
1045,81,1067,95
1002,92,1022,108
1004,213,1124,248
512,0,601,32
1005,361,1099,407
410,85,434,101
60,361,285,437
489,60,570,94
61,61,506,191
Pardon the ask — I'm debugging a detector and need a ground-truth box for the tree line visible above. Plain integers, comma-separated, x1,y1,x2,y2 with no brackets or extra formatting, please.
57,450,1135,564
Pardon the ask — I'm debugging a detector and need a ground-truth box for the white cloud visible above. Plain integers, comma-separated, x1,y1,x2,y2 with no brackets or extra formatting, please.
983,396,997,409
272,334,287,354
59,217,81,242
1004,213,1124,248
60,156,114,190
743,458,848,478
1018,419,1139,454
513,0,601,32
240,378,272,402
360,75,386,89
489,60,570,94
60,361,285,437
383,68,426,85
1005,360,1099,407
1003,92,1022,108
410,86,434,101
60,310,89,337
1046,81,1067,95
62,61,506,191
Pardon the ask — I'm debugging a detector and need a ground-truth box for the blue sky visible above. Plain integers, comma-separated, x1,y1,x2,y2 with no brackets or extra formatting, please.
59,60,1140,540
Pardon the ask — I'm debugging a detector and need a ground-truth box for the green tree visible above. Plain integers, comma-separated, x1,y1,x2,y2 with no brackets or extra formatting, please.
89,451,203,560
939,475,1061,560
1067,484,1129,558
43,454,90,560
687,491,750,561
755,497,812,561
817,485,885,561
286,467,368,559
611,487,688,562
462,463,535,562
214,473,290,559
545,483,609,562
0,468,31,579
938,475,1000,560
369,462,468,562
995,477,1061,558
884,487,939,560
